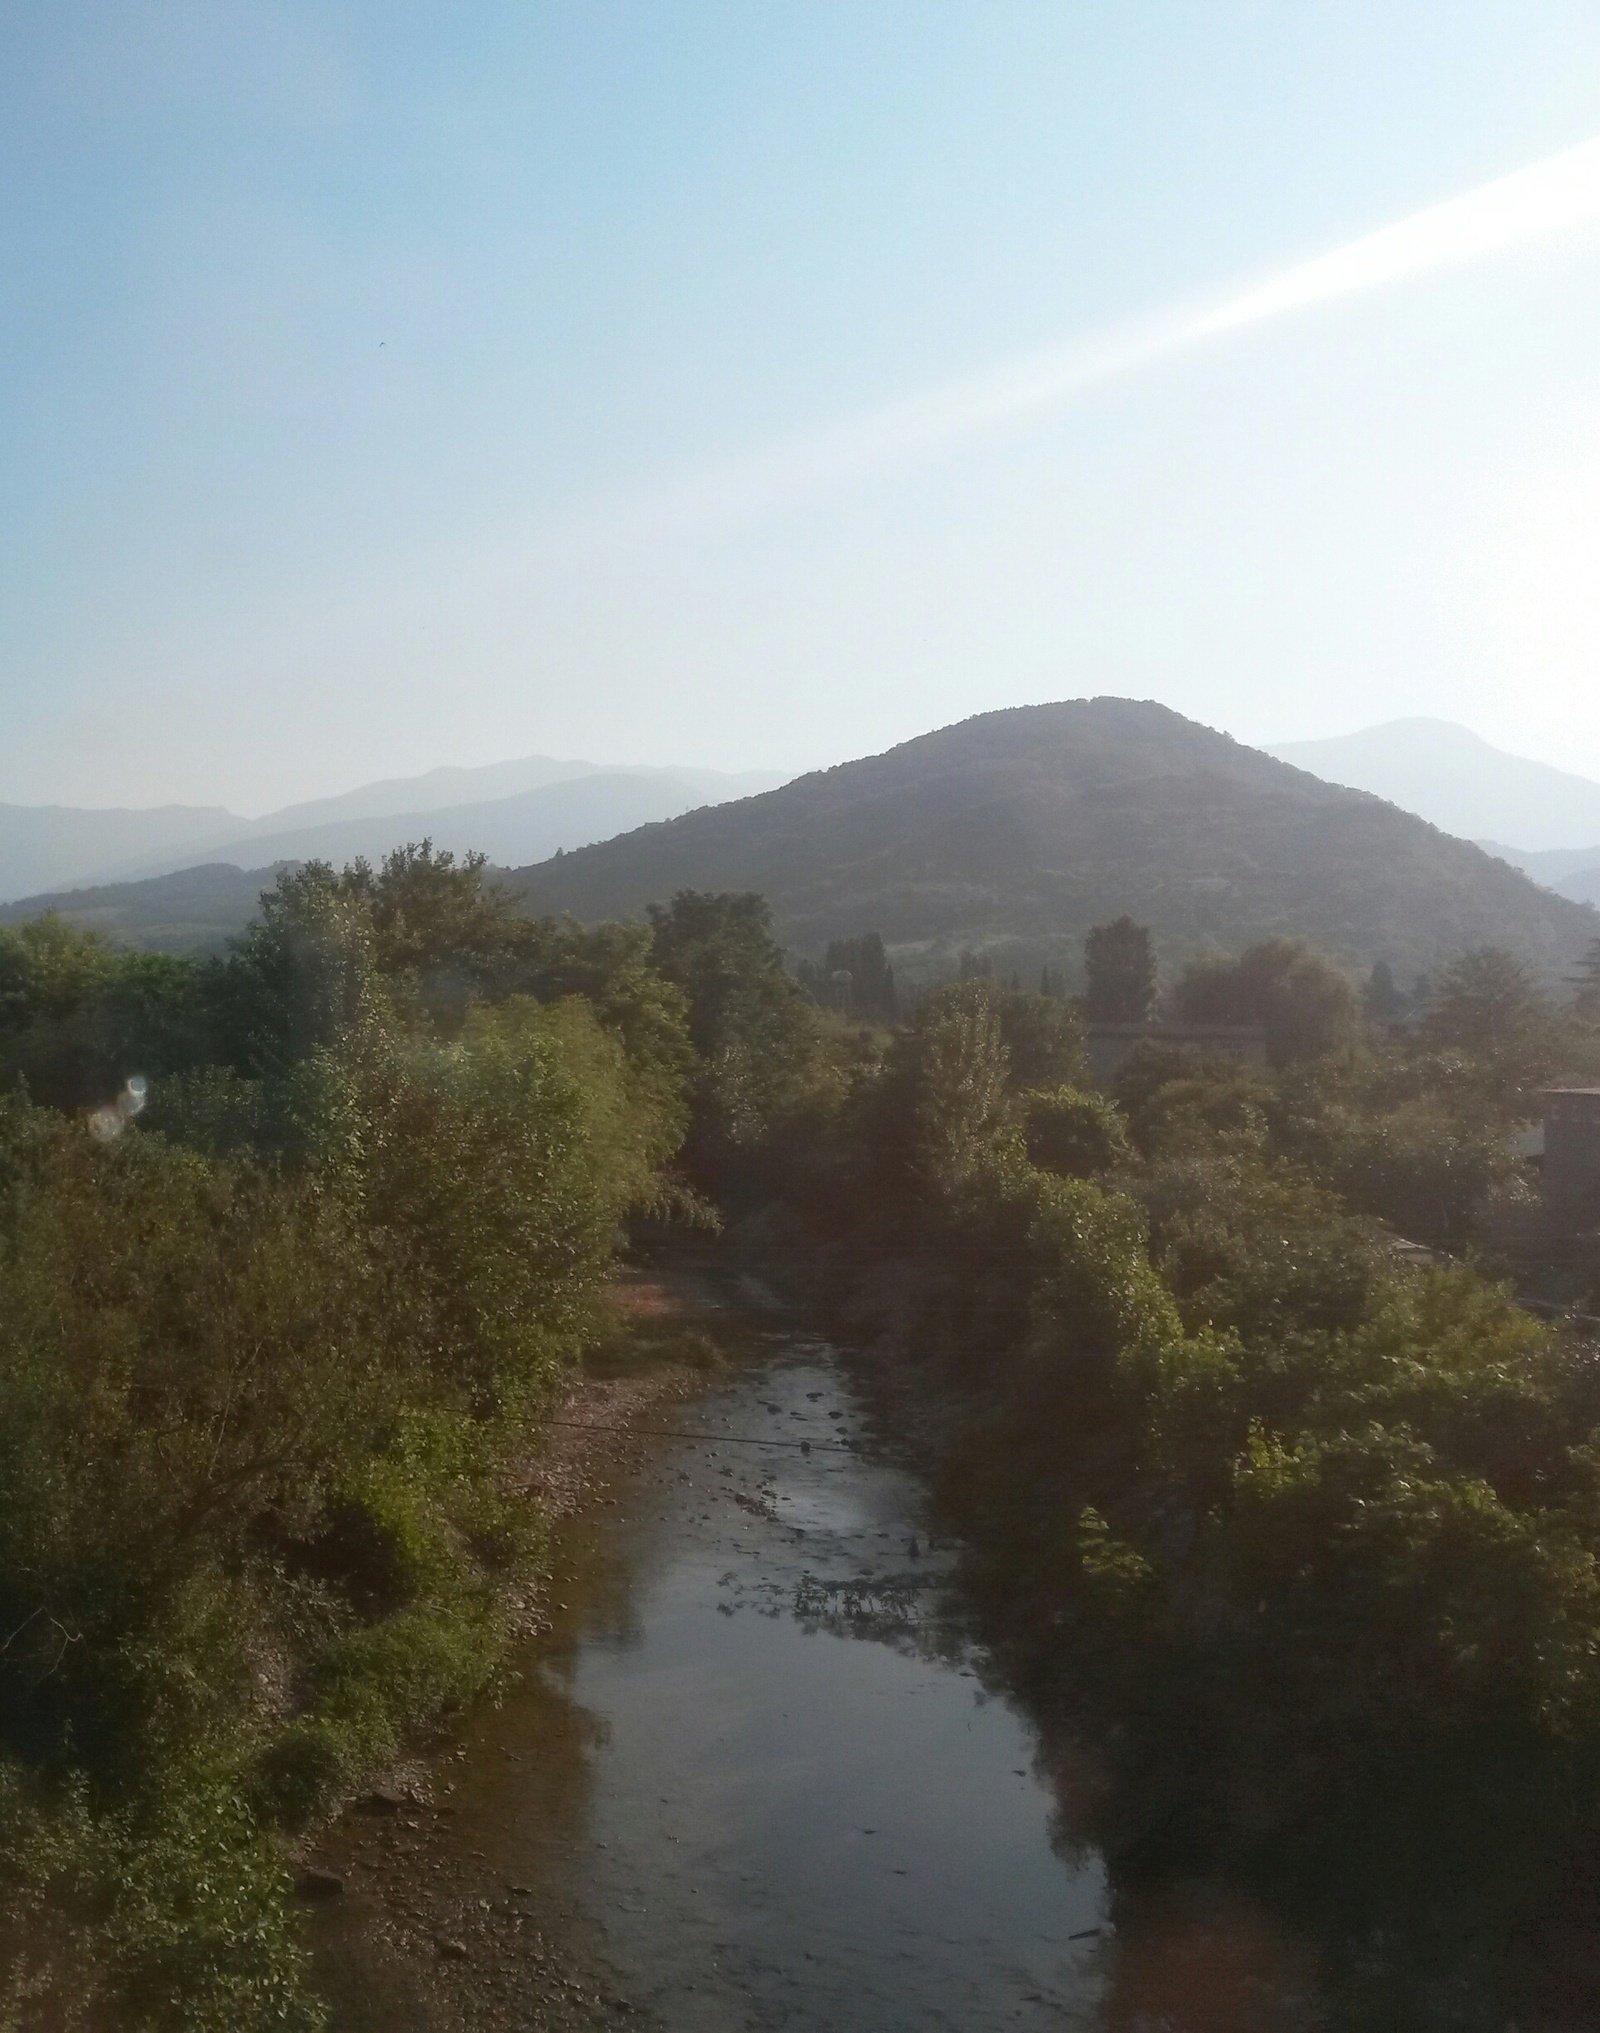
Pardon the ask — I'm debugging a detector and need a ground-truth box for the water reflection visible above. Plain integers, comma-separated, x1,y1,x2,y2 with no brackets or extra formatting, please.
316,1347,1112,2029
315,1338,1404,2032
540,1354,1109,2031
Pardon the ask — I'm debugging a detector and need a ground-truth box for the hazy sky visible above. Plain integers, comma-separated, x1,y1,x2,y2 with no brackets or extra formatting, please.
6,3,1600,814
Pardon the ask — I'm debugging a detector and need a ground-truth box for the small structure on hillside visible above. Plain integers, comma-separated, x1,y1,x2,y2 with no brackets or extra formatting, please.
1087,1022,1268,1088
1541,1088,1600,1235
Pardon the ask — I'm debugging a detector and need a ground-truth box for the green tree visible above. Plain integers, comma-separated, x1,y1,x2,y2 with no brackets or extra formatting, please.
802,931,898,1022
647,891,821,1187
208,863,383,1080
1024,1085,1130,1178
1423,947,1558,1106
1084,917,1157,1024
1325,1095,1521,1247
0,918,210,1112
340,839,528,1028
1363,958,1406,1022
912,983,1010,1195
992,984,1087,1088
1175,937,1355,1066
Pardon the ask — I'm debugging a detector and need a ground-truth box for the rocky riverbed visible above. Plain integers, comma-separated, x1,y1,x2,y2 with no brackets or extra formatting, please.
302,1273,1108,2030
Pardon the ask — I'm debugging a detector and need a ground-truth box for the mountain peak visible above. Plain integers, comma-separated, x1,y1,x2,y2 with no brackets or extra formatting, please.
511,697,1593,982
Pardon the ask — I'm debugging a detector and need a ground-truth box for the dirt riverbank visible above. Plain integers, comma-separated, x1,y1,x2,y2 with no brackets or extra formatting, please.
301,1254,754,2032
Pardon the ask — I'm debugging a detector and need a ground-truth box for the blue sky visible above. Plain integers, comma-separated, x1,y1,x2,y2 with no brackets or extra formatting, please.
5,2,1600,812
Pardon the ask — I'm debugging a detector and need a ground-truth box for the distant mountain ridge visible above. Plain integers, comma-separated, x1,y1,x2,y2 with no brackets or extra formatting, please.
203,758,785,849
0,864,289,956
0,803,240,907
1479,842,1600,908
507,699,1597,983
0,756,789,902
108,770,791,889
8,702,1595,977
1267,719,1600,852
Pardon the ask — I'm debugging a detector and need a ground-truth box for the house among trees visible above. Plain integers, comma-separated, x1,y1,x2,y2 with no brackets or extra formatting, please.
1083,913,1270,1084
1086,1018,1269,1086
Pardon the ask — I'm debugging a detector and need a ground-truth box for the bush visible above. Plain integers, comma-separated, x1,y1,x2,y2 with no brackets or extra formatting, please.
1023,1084,1130,1178
0,871,689,2024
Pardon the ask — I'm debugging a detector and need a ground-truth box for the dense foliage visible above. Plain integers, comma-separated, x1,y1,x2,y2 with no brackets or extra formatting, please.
1083,915,1157,1023
767,925,1600,2026
0,849,690,2028
11,850,1600,2029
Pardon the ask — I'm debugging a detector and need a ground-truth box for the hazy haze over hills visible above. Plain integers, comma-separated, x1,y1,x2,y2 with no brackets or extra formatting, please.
1268,721,1600,853
1484,843,1600,907
0,757,789,903
510,699,1597,984
10,703,1596,976
241,759,785,839
0,803,241,907
201,773,782,886
0,864,291,956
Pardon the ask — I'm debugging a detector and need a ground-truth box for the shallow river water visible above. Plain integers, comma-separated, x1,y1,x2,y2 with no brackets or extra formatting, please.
307,1296,1600,2033
314,1328,1112,2029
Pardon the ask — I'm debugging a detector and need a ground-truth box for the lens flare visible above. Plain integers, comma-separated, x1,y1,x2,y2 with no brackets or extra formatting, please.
555,133,1600,551
85,1076,150,1142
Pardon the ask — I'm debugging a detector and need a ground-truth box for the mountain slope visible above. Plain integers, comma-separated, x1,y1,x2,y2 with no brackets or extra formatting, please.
1480,842,1600,907
1268,720,1600,852
0,758,790,899
118,771,789,885
509,700,1598,982
0,864,287,955
0,803,241,904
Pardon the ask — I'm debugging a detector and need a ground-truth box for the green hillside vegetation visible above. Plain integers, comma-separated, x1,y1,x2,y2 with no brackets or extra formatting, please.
10,845,1600,2025
0,862,292,956
509,699,1598,984
0,850,695,2027
702,907,1600,2024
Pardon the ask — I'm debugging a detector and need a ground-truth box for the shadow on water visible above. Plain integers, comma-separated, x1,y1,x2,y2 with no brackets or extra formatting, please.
313,1338,1113,2028
312,1320,1587,2031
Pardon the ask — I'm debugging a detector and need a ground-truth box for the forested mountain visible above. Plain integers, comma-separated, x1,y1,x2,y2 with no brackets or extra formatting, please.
0,863,288,954
10,702,1595,980
1483,841,1600,906
510,699,1598,983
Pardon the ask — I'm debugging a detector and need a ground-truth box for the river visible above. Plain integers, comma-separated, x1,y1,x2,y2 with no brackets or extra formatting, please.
309,1317,1115,2030
300,1272,1600,2033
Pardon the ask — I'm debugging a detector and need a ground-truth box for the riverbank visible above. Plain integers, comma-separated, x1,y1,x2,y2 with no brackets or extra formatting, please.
307,1228,1570,2033
301,1256,1108,2033
748,1227,1600,2033
299,1253,749,2031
